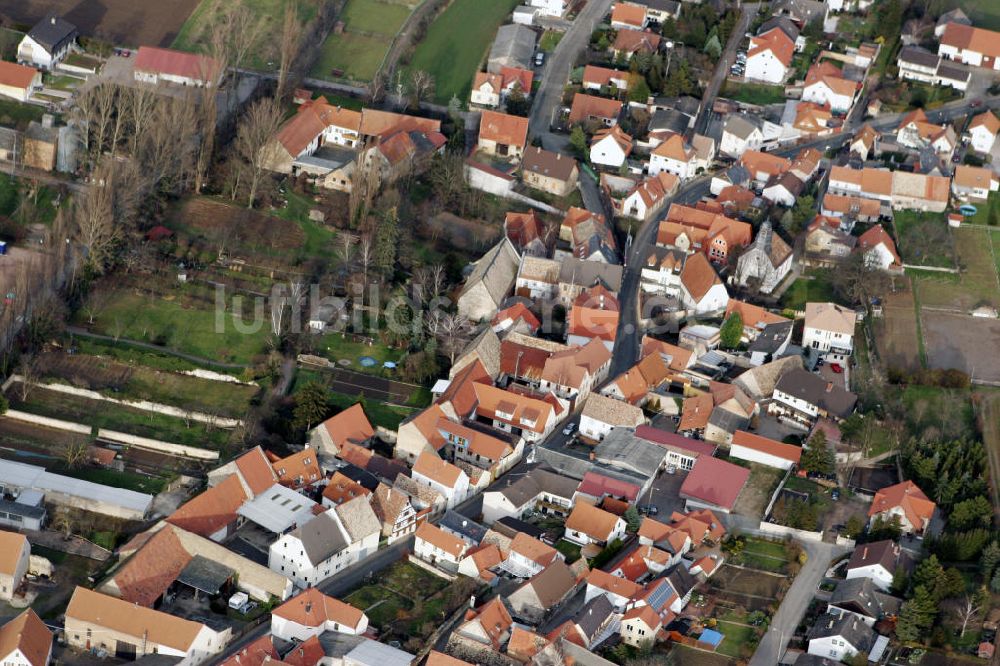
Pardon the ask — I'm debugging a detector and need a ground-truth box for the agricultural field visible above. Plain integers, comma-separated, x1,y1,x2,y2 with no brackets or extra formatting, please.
892,210,955,268
311,0,417,82
172,0,322,69
403,0,522,103
975,390,1000,522
875,287,922,371
944,0,1000,31
706,563,787,611
0,0,201,47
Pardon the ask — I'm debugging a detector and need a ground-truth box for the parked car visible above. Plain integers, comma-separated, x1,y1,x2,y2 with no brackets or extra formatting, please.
666,465,676,475
831,489,841,501
562,422,576,436
830,363,844,373
535,52,545,66
638,504,658,515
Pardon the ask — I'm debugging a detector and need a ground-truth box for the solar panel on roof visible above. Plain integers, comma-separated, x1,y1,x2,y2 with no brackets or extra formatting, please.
646,578,676,610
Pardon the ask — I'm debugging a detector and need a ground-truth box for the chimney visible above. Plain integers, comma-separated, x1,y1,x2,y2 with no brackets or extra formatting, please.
470,595,477,608
825,382,834,393
51,17,56,24
305,601,312,614
862,547,868,559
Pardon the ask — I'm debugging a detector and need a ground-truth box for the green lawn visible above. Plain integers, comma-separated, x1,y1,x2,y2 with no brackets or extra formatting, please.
11,386,231,450
271,190,336,258
966,191,1000,227
311,32,390,81
340,0,413,36
0,99,48,130
53,466,168,495
954,0,1000,31
780,271,836,311
720,81,786,106
343,561,448,629
74,289,270,365
318,333,401,370
172,0,321,69
892,210,954,268
539,30,563,52
716,621,757,658
403,0,522,103
556,539,581,563
71,337,207,373
328,391,414,430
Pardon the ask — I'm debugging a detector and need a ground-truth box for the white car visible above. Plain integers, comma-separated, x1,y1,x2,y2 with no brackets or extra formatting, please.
562,422,576,436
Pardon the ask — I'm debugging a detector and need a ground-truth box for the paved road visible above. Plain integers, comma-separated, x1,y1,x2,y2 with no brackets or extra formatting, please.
693,4,758,137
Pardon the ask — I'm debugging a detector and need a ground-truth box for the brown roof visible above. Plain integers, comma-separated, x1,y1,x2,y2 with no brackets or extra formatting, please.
868,480,936,531
569,93,623,124
272,449,322,488
0,610,50,666
678,392,713,432
416,521,468,557
510,532,559,566
521,146,578,181
167,474,247,538
941,22,1000,60
954,164,997,190
234,447,279,497
473,383,555,434
413,451,465,488
611,2,647,26
276,97,362,157
426,650,474,666
134,46,220,83
740,150,791,180
112,526,191,606
748,27,794,66
473,71,503,94
612,28,661,55
0,531,27,577
66,587,205,652
360,109,441,138
725,300,789,331
320,403,375,450
322,471,372,505
592,125,633,155
652,133,694,162
507,628,550,661
371,483,411,526
522,560,578,608
732,430,802,463
479,110,529,149
970,111,1000,135
583,65,628,87
272,588,365,628
565,502,622,541
857,224,901,266
805,61,858,98
679,252,721,301
586,568,640,597
462,598,513,649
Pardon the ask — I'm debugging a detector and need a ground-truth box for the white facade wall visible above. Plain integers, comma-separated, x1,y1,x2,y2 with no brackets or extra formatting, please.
744,51,787,84
803,325,853,356
270,613,368,643
412,469,470,509
683,283,729,315
808,635,860,662
729,444,794,470
529,0,565,17
414,535,464,572
591,135,629,167
845,564,893,592
969,125,997,153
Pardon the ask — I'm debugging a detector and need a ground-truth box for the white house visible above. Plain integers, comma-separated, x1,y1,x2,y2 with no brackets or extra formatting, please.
563,502,627,547
585,569,640,612
500,532,562,578
733,221,794,295
679,253,729,315
0,531,29,603
590,126,632,168
845,540,906,592
0,609,51,666
720,115,764,159
411,451,471,509
529,0,566,17
953,164,1000,203
0,62,41,103
802,62,858,114
729,430,801,470
648,134,696,180
807,614,875,662
803,302,854,361
968,111,1000,153
133,46,222,88
480,468,578,524
270,588,369,642
856,225,902,272
268,498,380,589
414,521,469,573
744,27,794,84
16,16,77,71
579,393,646,442
938,23,1000,71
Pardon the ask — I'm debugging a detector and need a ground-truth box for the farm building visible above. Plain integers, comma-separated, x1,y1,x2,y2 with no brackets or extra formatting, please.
133,46,223,88
0,62,41,102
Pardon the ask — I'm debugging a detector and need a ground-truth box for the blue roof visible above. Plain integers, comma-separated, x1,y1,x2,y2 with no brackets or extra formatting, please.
699,629,723,647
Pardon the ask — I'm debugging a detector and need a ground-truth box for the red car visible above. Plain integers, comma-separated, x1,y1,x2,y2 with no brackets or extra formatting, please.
830,363,844,374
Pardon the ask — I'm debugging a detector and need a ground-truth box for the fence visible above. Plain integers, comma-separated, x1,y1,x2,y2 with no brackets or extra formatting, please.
756,521,825,542
97,430,220,461
3,409,92,435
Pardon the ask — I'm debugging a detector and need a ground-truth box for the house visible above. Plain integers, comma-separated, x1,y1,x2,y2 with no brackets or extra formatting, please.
478,110,529,160
720,115,764,159
271,588,368,641
521,146,579,197
827,577,901,627
133,46,222,87
268,499,379,588
482,466,578,523
762,171,804,207
412,451,471,509
807,613,874,662
793,102,834,136
802,62,858,113
530,0,567,17
266,99,364,174
505,210,548,257
952,164,1000,203
567,285,619,351
65,587,230,664
563,502,627,546
745,27,795,84
679,253,728,315
896,109,956,155
452,597,514,654
850,124,880,160
271,449,322,490
845,539,909,592
457,238,521,321
559,206,618,263
678,455,750,513
538,338,612,403
0,531,29,603
473,383,564,443
0,62,40,102
938,22,1000,70
470,67,533,108
725,300,790,342
620,604,666,647
618,172,679,222
748,321,794,366
575,472,641,504
488,25,537,73
17,16,77,70
585,569,641,612
729,430,801,470
579,393,646,442
370,483,418,543
562,595,619,650
829,166,951,212
308,404,374,456
897,45,939,84
803,302,855,362
611,29,661,59
856,224,902,272
648,134,698,180
23,120,58,172
507,560,580,623
770,368,858,426
611,2,648,29
582,65,630,92
415,521,469,572
167,474,247,542
590,126,633,168
733,221,793,294
322,472,371,507
936,8,971,38
741,150,791,187
501,532,561,578
0,609,51,666
868,480,935,535
967,111,1000,153
820,194,881,225
557,258,624,305
569,93,623,126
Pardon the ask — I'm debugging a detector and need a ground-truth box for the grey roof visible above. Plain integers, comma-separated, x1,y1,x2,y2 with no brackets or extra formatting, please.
794,655,839,666
495,467,580,506
759,16,800,41
937,7,970,28
316,633,366,659
748,321,794,355
720,164,751,187
345,638,415,666
574,594,615,640
522,559,578,608
460,238,521,311
440,510,488,544
237,483,317,534
724,114,762,140
488,24,537,72
292,511,349,566
25,122,57,144
936,60,970,83
643,0,680,16
707,406,749,433
774,369,858,418
176,555,235,595
846,539,909,574
829,577,901,620
651,95,700,117
27,15,78,54
734,355,804,401
594,428,669,476
0,127,18,152
743,220,793,268
0,458,152,517
558,257,623,292
898,45,939,69
649,109,691,135
665,564,698,596
522,146,578,181
0,499,46,520
334,495,381,542
771,0,827,24
807,613,875,652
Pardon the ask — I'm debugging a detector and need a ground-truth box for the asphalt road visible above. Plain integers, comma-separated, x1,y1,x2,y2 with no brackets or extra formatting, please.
693,4,758,137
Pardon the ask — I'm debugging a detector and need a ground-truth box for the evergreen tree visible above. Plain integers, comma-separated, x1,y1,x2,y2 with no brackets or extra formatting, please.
949,496,993,531
845,514,865,540
703,33,722,60
624,505,642,532
800,430,835,475
373,206,400,276
891,565,908,596
569,126,588,159
293,381,330,431
719,312,743,349
982,542,1000,580
912,555,944,596
896,585,938,642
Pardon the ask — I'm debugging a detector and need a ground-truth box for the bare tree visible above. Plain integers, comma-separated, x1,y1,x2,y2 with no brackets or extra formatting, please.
358,233,374,288
73,84,118,163
337,231,358,266
955,589,987,637
349,149,381,225
124,85,160,157
63,440,89,469
277,0,303,101
409,70,435,109
233,96,284,208
81,289,111,324
17,354,37,402
52,506,75,540
73,158,147,274
426,311,473,365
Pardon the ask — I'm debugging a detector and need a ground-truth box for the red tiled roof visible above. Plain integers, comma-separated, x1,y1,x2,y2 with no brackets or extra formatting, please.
234,447,279,497
0,610,50,666
748,27,794,66
679,456,750,511
577,471,640,502
134,46,220,83
320,404,375,450
731,430,802,463
272,588,365,629
868,480,936,531
635,426,717,456
569,93,623,124
272,449,322,489
479,110,529,148
167,474,246,538
112,527,192,607
0,61,38,90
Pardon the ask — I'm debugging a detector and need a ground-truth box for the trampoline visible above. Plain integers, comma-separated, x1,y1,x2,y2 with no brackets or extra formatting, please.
359,356,377,367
